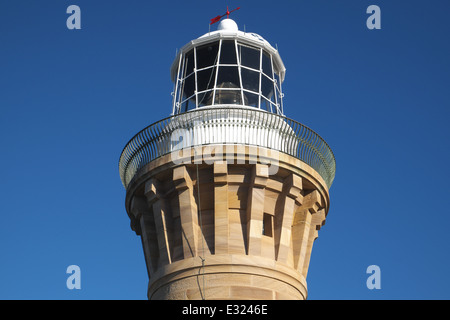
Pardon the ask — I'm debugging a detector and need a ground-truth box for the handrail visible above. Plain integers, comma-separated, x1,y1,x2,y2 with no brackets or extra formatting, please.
119,106,336,189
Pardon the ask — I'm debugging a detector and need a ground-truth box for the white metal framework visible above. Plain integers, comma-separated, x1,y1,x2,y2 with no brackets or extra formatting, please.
171,36,285,116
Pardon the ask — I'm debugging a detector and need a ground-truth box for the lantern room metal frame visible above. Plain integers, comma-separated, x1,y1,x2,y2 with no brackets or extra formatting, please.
171,27,286,116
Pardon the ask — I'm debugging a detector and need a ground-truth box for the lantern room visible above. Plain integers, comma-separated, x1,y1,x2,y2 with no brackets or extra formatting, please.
170,18,286,115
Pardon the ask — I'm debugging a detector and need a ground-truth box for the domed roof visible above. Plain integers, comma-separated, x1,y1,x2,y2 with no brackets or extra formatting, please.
217,18,239,32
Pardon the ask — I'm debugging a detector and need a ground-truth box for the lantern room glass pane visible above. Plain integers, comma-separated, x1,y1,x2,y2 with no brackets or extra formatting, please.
198,90,214,107
216,66,240,89
261,74,274,100
196,42,219,70
214,89,242,105
241,68,259,93
182,73,195,99
181,98,194,113
262,52,272,77
260,97,273,112
197,67,216,92
184,50,195,77
219,40,237,64
243,91,259,108
239,45,260,70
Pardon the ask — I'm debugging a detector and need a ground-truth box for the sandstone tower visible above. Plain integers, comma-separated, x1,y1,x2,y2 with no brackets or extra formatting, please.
118,17,336,300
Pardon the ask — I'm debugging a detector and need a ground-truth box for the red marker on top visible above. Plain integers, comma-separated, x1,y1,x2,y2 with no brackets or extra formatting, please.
210,6,240,25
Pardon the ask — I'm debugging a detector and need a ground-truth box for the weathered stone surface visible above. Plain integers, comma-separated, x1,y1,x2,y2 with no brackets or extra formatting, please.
125,146,330,300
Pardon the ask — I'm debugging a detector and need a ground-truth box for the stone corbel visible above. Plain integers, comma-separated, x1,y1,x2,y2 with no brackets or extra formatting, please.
144,178,172,265
173,166,199,259
275,173,303,263
130,195,149,234
213,162,229,254
246,164,269,256
294,189,326,277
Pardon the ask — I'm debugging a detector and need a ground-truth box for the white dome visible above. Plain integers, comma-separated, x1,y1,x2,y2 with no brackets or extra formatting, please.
217,18,238,32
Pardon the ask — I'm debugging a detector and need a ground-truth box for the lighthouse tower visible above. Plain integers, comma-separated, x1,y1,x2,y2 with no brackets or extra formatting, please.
119,16,335,300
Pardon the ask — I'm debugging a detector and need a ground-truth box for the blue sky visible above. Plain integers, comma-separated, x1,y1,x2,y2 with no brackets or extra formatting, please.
0,0,449,300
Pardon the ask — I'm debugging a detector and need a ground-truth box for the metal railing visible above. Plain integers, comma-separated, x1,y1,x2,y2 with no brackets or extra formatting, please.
119,106,336,189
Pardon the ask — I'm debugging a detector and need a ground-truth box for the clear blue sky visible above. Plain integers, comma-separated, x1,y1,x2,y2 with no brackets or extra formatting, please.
1,0,449,300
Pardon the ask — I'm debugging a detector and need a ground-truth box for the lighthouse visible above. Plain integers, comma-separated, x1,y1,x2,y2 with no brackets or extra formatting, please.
119,13,336,300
